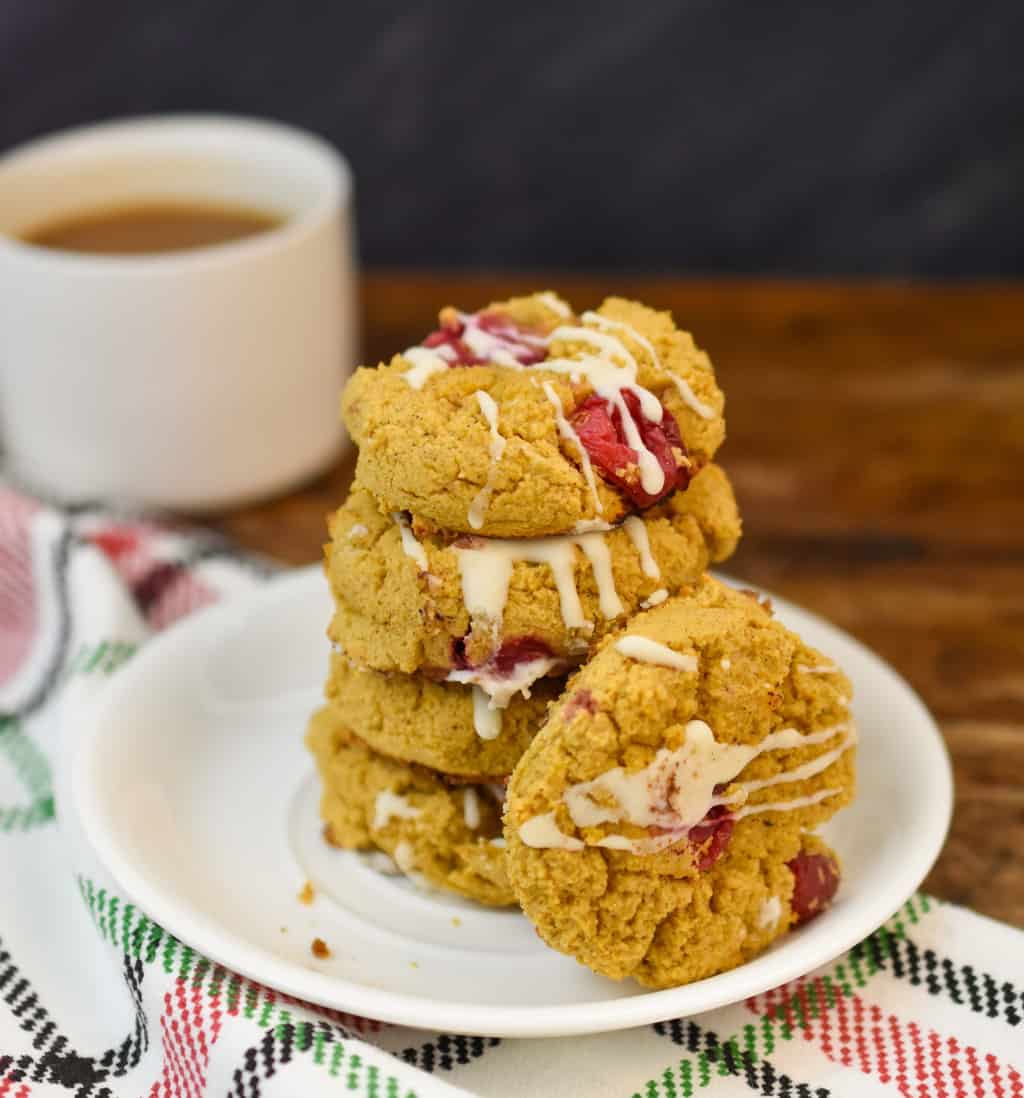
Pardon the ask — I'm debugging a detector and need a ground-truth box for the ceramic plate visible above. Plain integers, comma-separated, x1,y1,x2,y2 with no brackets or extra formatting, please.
73,566,952,1038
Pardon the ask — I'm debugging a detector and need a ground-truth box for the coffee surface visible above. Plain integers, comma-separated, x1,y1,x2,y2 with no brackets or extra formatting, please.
22,201,283,254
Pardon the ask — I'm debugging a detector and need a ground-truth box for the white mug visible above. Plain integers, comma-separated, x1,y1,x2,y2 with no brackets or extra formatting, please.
0,115,356,510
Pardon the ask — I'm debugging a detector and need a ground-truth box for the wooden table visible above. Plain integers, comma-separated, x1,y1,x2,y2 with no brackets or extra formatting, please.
210,274,1024,928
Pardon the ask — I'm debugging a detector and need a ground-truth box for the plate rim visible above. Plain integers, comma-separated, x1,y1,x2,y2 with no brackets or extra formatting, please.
72,566,954,1038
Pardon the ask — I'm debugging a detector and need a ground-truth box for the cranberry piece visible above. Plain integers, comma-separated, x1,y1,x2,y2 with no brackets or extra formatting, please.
476,312,549,364
687,806,734,871
563,688,597,719
449,635,555,676
490,636,555,675
646,806,733,869
421,310,548,367
787,851,840,925
570,390,692,508
422,314,481,365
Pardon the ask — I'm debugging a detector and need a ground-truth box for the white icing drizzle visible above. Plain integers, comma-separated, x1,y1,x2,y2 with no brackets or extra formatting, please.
456,538,579,630
736,724,858,796
449,656,560,709
471,686,503,740
373,791,421,831
572,519,615,533
585,311,662,371
622,515,661,579
574,532,625,618
401,347,450,389
640,588,669,608
542,380,603,516
460,321,524,366
467,390,507,530
758,895,782,929
720,657,732,670
585,310,716,420
489,836,507,848
519,813,584,851
615,635,698,672
542,320,665,496
537,291,572,317
519,720,854,854
452,531,626,694
797,663,839,674
669,374,716,420
393,513,428,571
733,787,842,820
463,787,481,829
348,523,368,540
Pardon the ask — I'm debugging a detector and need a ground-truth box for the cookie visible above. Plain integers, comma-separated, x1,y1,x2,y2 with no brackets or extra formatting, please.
325,463,741,706
342,293,725,537
324,653,557,779
503,577,856,987
306,706,513,907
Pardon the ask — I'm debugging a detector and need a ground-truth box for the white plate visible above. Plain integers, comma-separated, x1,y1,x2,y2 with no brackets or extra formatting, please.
73,566,952,1038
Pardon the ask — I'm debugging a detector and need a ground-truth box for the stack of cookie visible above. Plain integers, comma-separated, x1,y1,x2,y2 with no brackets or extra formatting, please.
307,292,742,906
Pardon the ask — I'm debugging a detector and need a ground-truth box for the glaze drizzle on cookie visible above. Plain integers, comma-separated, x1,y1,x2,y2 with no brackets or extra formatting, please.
468,390,507,530
614,636,697,671
542,380,603,516
518,719,856,855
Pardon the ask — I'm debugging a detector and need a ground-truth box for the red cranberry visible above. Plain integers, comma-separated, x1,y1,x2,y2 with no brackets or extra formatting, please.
422,314,480,365
570,390,692,508
449,635,555,676
647,806,733,869
422,311,548,367
787,851,840,925
687,806,734,871
476,312,549,364
490,636,556,675
563,688,597,719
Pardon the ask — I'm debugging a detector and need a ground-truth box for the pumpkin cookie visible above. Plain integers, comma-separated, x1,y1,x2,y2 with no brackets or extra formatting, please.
342,293,725,538
326,463,740,706
503,577,855,987
324,653,557,779
306,706,512,907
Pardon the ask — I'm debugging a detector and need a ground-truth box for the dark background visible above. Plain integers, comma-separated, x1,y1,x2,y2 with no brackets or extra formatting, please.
3,0,1022,275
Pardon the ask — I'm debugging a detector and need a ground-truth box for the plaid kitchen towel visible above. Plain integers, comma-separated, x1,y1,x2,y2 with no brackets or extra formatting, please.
1,484,1021,1098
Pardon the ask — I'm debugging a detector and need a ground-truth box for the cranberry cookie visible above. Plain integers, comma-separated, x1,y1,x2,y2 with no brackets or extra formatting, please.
306,706,512,907
325,463,740,706
504,577,855,987
342,293,725,538
324,653,556,780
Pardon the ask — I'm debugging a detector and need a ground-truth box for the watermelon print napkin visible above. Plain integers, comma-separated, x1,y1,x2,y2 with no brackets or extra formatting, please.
1,483,1021,1098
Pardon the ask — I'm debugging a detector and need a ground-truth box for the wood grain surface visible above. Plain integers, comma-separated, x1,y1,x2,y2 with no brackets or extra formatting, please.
208,274,1024,927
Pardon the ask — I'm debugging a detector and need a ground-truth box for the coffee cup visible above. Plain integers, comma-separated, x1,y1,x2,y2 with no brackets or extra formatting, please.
0,115,356,509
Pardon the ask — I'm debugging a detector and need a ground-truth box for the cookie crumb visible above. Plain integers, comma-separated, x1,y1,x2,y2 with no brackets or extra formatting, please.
410,961,419,968
298,880,315,905
311,937,331,959
323,823,341,848
451,916,462,927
